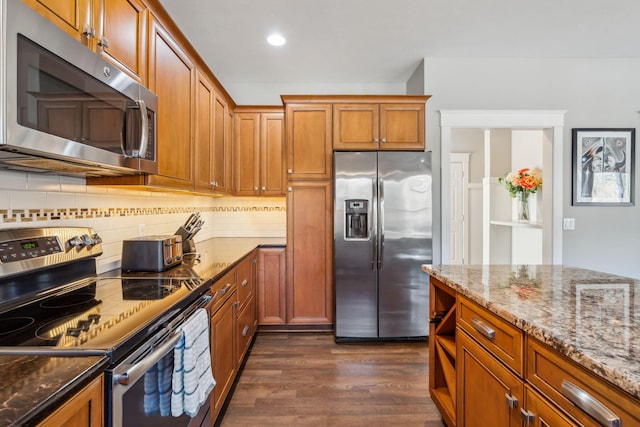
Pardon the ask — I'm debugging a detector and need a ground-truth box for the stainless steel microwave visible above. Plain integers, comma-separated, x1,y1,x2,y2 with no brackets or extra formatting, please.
0,0,158,177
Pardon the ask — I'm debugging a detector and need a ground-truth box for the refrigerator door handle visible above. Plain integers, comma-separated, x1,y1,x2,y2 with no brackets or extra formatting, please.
371,178,377,271
379,177,384,270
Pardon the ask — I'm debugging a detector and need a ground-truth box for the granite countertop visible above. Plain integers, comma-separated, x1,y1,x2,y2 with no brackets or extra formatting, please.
422,264,640,400
0,355,108,426
0,237,285,426
106,237,286,282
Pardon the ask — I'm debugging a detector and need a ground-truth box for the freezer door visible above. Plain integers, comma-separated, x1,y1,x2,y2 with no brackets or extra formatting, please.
334,152,378,338
377,152,432,338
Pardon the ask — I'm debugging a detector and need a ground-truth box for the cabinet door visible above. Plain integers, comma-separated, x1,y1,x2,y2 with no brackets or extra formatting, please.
234,112,260,196
194,70,215,192
37,374,104,427
235,295,256,367
212,95,231,192
22,0,91,45
260,112,285,195
210,293,236,419
98,0,147,83
333,103,379,150
286,181,333,326
457,329,523,427
257,247,286,326
236,253,255,311
285,104,332,180
522,386,579,427
379,103,425,150
148,16,194,189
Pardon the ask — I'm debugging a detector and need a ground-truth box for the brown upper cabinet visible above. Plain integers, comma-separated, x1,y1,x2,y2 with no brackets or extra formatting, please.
146,15,195,189
333,96,430,151
281,98,333,180
234,107,285,196
211,95,232,193
194,69,215,192
23,0,148,84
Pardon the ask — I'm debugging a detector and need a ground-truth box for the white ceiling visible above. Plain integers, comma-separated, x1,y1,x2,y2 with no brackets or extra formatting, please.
157,0,640,89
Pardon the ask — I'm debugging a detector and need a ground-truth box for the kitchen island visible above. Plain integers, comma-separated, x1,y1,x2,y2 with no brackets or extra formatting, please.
423,264,639,426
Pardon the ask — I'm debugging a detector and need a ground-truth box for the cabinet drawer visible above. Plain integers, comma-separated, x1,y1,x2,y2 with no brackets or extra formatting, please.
236,255,254,310
524,385,579,427
457,295,523,375
210,268,237,313
526,336,640,427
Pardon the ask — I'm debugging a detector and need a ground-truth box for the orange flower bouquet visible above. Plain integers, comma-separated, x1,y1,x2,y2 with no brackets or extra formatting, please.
498,168,542,221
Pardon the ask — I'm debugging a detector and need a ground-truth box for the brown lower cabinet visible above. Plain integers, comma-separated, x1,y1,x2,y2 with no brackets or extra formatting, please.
429,276,640,427
208,252,257,423
37,374,104,427
257,247,287,326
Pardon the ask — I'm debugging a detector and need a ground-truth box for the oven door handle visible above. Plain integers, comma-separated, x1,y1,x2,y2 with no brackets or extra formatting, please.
114,330,182,386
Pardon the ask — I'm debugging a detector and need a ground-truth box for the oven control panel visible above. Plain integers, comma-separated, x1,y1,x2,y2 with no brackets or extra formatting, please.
0,227,103,278
0,236,62,263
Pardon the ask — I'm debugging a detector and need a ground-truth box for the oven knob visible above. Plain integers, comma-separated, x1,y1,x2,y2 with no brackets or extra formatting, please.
67,235,85,249
77,320,92,331
81,234,95,247
66,327,82,337
91,233,103,244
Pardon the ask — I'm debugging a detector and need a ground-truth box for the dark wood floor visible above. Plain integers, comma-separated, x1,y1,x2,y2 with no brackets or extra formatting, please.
218,332,445,426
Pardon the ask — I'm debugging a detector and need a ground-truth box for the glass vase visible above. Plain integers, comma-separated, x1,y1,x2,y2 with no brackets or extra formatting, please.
517,192,530,222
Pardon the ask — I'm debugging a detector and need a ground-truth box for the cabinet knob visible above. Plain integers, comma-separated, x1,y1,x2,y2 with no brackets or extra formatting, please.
287,169,292,174
287,187,292,192
381,138,387,143
373,138,379,143
254,186,259,191
261,186,266,190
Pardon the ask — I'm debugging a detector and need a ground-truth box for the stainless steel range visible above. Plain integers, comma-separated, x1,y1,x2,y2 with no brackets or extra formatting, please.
0,227,213,426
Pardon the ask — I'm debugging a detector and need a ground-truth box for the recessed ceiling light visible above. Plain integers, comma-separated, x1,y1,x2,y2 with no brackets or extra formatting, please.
267,34,286,47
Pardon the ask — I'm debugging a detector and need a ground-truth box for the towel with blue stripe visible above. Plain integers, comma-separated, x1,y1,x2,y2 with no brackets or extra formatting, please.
171,308,216,417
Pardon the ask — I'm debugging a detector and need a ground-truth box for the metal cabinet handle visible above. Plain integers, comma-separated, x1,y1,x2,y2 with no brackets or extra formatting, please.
82,25,95,37
470,317,496,340
220,283,233,295
98,37,109,48
241,279,248,287
561,380,621,427
505,393,518,409
520,409,535,425
242,325,249,336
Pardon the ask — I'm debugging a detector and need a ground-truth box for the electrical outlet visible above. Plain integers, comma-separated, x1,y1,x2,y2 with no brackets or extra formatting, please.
138,224,145,236
563,218,575,230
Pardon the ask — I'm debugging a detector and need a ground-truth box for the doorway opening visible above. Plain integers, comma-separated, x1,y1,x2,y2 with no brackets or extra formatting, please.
440,110,566,265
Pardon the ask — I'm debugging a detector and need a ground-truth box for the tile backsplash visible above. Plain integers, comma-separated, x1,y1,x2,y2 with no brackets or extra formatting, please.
0,170,286,273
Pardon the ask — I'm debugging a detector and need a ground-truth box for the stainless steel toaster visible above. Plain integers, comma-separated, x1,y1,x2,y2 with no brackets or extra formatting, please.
121,235,183,272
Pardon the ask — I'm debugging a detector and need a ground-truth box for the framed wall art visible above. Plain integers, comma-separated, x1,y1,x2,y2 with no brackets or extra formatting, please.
572,128,635,206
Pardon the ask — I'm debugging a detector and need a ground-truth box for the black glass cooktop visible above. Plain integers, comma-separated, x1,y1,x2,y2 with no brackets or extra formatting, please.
0,276,202,350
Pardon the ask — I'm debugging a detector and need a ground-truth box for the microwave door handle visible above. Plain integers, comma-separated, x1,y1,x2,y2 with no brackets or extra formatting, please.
136,99,149,159
120,108,129,157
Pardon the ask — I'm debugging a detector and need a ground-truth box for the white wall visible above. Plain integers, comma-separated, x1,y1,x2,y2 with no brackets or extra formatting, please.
424,58,640,278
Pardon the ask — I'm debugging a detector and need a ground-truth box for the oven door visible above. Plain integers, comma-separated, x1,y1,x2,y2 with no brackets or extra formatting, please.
107,298,212,427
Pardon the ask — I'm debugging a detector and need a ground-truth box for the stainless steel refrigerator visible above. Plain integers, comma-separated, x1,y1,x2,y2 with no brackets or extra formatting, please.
334,151,432,341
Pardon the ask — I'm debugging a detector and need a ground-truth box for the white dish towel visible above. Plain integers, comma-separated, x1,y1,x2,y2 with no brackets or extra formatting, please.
171,308,216,417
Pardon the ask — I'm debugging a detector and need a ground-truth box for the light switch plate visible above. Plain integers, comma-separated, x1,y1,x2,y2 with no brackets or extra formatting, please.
563,218,575,230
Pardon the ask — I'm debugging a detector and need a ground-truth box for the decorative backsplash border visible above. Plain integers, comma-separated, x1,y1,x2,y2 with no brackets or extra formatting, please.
0,205,286,223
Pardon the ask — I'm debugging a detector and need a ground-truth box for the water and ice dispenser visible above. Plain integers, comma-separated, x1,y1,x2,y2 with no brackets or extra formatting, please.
344,199,369,240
